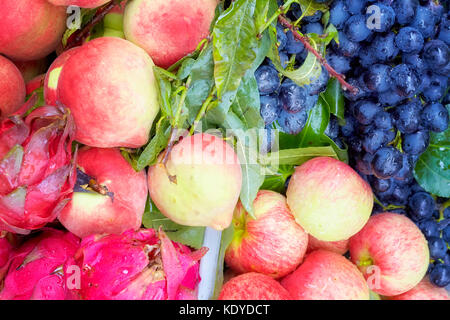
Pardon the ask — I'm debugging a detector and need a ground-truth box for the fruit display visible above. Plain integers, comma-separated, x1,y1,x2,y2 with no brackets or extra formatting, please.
0,0,448,302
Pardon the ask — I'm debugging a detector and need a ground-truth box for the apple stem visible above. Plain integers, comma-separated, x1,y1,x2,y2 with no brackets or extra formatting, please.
64,1,117,50
277,15,359,94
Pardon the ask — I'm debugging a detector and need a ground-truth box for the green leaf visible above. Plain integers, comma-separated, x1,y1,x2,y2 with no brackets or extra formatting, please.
321,77,345,120
142,199,206,249
297,99,330,148
216,71,264,130
212,224,235,299
414,120,450,198
185,43,215,123
296,0,329,18
260,165,295,194
233,134,265,218
254,0,278,32
153,67,173,117
264,146,338,165
268,36,322,86
212,0,259,121
135,118,171,171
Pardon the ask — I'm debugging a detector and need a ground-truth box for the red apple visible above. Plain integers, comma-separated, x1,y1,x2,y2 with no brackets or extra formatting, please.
148,133,242,230
306,234,349,255
58,147,148,238
349,212,430,296
387,277,449,300
47,0,110,8
0,55,26,117
0,0,67,61
281,250,370,300
225,190,308,278
286,157,373,241
219,272,292,300
57,37,159,148
123,0,218,68
44,47,80,106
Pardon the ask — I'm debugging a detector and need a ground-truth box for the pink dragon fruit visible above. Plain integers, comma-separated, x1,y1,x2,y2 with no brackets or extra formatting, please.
73,228,207,300
0,233,13,280
0,228,80,300
0,95,76,234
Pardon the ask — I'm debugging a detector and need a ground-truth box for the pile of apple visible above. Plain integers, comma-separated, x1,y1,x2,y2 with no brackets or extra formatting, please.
0,0,448,300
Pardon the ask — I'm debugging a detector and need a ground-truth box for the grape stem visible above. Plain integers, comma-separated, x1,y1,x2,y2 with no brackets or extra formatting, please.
278,14,359,95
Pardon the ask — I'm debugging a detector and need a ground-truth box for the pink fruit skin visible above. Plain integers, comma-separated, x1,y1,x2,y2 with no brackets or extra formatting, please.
225,190,308,278
287,157,373,242
387,277,449,300
124,0,218,68
44,47,80,106
281,250,370,300
0,0,67,61
48,0,110,8
349,213,430,297
0,237,13,280
0,56,26,117
0,229,80,300
0,103,76,234
58,147,148,238
219,272,292,300
306,235,349,255
25,74,45,96
58,37,159,148
73,228,206,300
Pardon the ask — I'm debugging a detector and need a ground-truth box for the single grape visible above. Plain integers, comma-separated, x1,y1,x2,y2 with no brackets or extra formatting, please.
421,102,449,133
260,95,281,126
353,100,383,125
285,30,305,54
302,22,323,35
408,191,435,221
402,130,430,155
428,237,447,260
345,0,368,15
369,3,396,33
372,146,403,178
409,5,438,38
390,64,419,98
356,152,375,175
278,108,309,135
363,64,392,93
371,32,399,62
395,27,424,53
422,40,450,76
419,219,440,238
279,79,309,113
392,101,421,134
333,31,361,57
327,51,352,74
392,0,419,25
344,14,373,42
255,65,280,95
370,176,392,193
276,25,287,51
422,73,448,102
373,111,393,129
330,0,351,29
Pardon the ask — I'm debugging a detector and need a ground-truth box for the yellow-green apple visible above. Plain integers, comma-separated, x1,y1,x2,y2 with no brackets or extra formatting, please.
225,190,308,278
47,0,110,8
123,0,218,68
25,74,45,95
387,277,449,300
306,235,349,255
58,147,148,238
286,157,373,241
44,47,80,106
103,1,127,38
0,56,26,117
57,37,159,148
13,58,49,83
148,133,242,230
349,212,430,296
219,272,292,300
280,250,370,300
0,0,67,61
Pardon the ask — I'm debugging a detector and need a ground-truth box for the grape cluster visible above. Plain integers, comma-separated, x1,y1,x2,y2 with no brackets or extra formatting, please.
328,0,450,287
256,2,331,135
